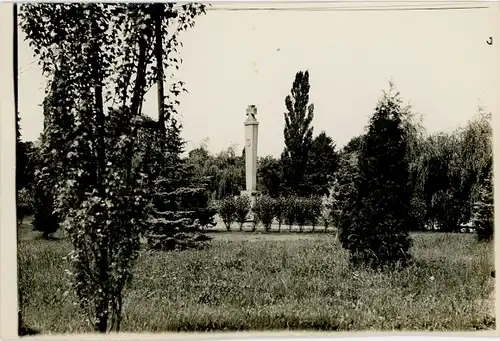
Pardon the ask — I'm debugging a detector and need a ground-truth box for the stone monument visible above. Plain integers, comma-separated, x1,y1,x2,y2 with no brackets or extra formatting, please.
241,105,259,210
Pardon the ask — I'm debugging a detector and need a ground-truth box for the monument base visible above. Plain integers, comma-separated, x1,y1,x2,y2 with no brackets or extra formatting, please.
240,190,260,221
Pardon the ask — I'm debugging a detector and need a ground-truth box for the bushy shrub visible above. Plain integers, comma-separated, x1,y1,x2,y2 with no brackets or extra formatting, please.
319,194,332,232
294,197,308,232
33,182,59,239
283,196,297,231
273,196,286,231
195,196,217,229
253,195,275,231
306,196,322,231
235,195,251,231
17,187,35,225
217,197,237,231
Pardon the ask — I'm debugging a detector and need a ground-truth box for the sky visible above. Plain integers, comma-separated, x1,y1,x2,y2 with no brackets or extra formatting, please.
17,1,499,158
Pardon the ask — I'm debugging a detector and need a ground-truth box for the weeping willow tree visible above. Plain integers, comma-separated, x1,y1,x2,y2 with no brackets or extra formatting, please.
411,109,493,231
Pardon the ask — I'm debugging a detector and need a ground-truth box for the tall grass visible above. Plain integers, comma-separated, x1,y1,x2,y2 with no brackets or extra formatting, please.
19,230,494,334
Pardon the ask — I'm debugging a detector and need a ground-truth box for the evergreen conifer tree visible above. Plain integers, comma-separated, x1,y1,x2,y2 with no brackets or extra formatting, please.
146,118,215,250
339,83,413,268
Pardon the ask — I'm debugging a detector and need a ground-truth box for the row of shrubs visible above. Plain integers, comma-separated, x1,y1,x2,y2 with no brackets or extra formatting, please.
214,194,333,232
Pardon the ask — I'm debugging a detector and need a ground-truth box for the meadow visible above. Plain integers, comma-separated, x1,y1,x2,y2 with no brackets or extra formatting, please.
18,221,495,334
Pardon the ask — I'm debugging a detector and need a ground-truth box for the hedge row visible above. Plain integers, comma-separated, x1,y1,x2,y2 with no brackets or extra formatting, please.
214,194,333,232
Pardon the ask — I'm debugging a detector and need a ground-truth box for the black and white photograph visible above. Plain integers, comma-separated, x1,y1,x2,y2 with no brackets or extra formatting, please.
5,0,497,336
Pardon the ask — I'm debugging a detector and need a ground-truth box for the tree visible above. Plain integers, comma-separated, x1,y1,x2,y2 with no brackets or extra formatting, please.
473,159,493,242
253,195,275,232
284,196,297,231
186,144,246,200
422,132,464,231
217,196,237,231
304,131,338,196
20,2,205,333
281,70,314,196
32,60,69,239
273,196,286,231
145,117,214,250
328,135,363,230
401,111,428,231
458,110,493,225
339,83,413,268
235,195,251,231
414,110,492,232
257,155,283,197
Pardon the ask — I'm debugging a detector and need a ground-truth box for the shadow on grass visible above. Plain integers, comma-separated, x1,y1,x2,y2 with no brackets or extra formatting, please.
19,313,41,336
204,228,336,234
19,325,41,336
34,234,62,241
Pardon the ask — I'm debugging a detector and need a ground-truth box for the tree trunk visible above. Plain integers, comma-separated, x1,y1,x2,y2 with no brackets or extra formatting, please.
90,17,110,334
130,33,148,118
125,20,149,187
154,3,166,137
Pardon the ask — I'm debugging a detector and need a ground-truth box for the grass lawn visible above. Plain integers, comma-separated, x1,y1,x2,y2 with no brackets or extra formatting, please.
18,221,495,334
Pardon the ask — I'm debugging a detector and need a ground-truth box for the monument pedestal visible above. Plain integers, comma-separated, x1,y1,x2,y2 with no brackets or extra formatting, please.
240,190,259,206
240,190,259,221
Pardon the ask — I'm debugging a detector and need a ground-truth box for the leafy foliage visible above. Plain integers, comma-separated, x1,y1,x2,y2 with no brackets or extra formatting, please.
294,197,308,232
282,70,314,196
257,155,283,197
273,196,286,231
319,194,332,232
283,196,297,231
329,140,361,230
187,145,245,200
17,188,35,224
304,132,338,196
253,195,275,231
217,197,237,231
473,160,493,242
234,195,251,230
305,196,323,231
17,141,37,191
20,2,206,333
402,109,493,232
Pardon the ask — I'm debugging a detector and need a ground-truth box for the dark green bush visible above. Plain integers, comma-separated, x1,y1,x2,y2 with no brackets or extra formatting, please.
17,188,35,224
319,195,332,232
294,197,308,232
217,197,237,231
283,196,297,231
306,196,323,231
33,183,60,239
253,195,275,231
234,195,251,231
273,197,286,231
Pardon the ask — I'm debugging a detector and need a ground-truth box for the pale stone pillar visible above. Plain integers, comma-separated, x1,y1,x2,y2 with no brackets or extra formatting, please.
241,105,259,209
